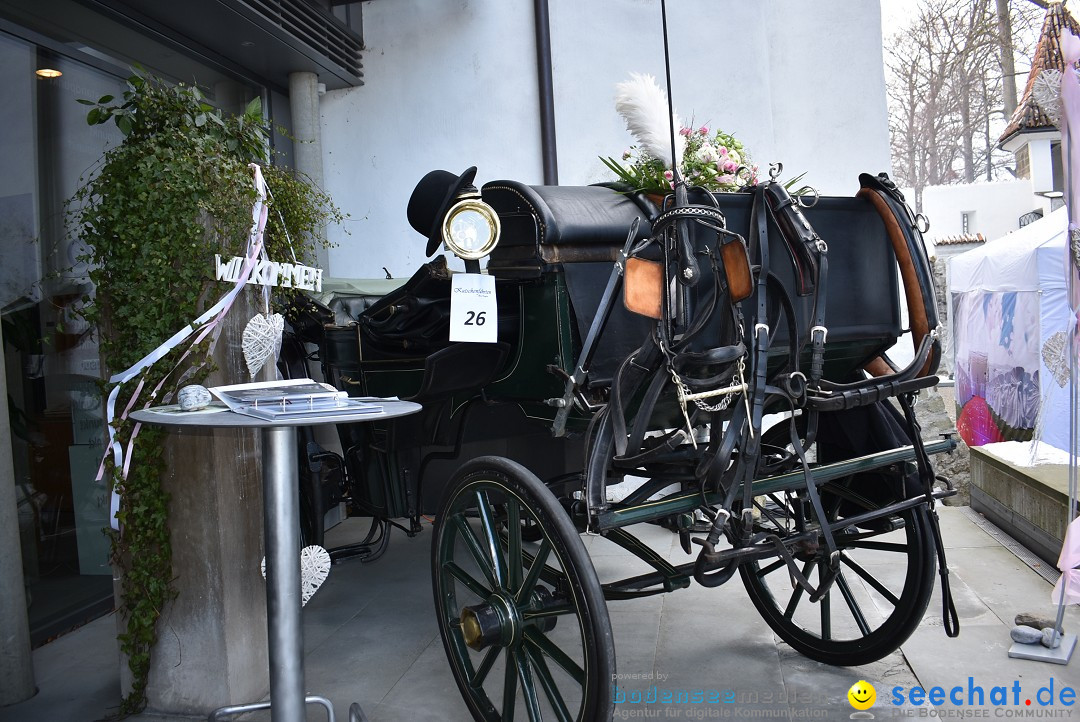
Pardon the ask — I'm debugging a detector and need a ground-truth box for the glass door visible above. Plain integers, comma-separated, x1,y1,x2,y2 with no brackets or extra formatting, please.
2,30,125,645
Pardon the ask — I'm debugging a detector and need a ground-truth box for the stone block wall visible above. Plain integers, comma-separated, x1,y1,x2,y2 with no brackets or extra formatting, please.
969,446,1071,564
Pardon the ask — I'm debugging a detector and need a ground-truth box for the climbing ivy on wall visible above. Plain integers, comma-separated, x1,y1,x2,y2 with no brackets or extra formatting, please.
72,72,341,716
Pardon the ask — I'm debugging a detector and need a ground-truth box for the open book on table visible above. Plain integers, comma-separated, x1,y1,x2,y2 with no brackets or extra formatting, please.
208,378,383,421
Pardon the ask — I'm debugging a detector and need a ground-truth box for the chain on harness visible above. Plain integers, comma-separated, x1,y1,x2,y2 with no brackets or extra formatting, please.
650,196,753,450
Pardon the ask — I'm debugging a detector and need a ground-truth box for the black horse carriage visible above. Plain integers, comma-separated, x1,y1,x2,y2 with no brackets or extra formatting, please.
285,166,958,721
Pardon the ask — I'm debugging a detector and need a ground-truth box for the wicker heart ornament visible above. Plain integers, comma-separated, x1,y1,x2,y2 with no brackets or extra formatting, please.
261,545,332,606
242,312,284,377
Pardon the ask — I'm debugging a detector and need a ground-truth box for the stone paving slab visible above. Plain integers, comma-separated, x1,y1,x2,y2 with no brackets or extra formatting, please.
2,507,1077,722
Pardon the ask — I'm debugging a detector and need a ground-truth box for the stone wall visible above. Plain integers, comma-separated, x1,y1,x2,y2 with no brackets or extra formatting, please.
931,255,952,377
914,387,970,506
969,446,1071,564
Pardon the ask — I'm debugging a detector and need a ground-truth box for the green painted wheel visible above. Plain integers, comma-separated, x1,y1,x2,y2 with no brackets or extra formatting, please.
738,481,936,666
432,456,615,721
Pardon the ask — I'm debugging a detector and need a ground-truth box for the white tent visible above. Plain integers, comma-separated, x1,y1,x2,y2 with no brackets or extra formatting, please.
949,207,1073,454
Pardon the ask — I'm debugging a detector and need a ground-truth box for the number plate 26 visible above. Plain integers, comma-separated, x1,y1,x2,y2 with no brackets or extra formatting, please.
449,273,498,343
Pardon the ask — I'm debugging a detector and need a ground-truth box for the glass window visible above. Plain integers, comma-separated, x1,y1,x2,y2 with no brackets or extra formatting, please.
2,30,124,645
1,19,273,645
2,0,286,642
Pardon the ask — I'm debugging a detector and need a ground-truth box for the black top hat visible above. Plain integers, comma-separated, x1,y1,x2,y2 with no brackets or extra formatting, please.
407,166,479,257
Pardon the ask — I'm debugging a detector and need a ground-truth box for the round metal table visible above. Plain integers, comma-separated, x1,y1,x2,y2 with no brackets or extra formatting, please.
131,400,421,722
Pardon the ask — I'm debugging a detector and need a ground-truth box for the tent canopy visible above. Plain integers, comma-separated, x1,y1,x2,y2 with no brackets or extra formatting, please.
951,207,1067,293
948,207,1072,453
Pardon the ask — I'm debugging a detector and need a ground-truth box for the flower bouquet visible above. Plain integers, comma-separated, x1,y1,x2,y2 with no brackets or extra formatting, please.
600,73,804,196
602,125,758,194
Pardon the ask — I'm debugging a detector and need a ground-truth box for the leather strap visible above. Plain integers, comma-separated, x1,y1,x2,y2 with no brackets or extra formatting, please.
898,394,960,638
763,182,822,297
857,181,938,378
747,187,772,472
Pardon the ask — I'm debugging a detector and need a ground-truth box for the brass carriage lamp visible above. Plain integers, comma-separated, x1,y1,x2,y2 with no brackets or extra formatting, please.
441,193,501,261
408,166,502,272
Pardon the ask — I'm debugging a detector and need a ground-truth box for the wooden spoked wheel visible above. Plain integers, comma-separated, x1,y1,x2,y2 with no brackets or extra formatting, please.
432,456,615,721
738,478,936,666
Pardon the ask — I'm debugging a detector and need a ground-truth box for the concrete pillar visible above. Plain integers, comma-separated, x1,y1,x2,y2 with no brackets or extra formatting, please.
0,320,37,705
118,290,268,715
288,72,328,271
286,70,341,468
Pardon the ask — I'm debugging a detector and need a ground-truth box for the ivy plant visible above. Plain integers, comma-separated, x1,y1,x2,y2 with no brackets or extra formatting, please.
72,71,342,716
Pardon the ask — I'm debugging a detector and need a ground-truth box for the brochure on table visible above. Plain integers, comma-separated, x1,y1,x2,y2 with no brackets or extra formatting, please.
209,378,383,420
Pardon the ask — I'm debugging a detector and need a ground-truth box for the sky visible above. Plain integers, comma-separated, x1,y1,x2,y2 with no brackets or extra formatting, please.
879,0,917,33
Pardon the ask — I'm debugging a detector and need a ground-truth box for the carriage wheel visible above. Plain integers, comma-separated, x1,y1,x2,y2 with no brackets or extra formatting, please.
738,481,936,667
432,456,615,721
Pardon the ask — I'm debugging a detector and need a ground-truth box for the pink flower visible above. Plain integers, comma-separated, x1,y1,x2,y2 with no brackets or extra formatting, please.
679,127,692,136
698,126,709,135
717,174,736,185
663,170,674,181
722,160,738,173
622,149,632,160
718,146,729,157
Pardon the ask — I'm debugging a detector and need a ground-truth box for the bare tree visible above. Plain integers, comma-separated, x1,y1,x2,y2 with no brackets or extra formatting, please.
886,0,1042,211
997,0,1019,119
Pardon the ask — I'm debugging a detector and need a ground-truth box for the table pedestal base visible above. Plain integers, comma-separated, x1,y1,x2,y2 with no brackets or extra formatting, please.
206,695,371,721
208,694,337,721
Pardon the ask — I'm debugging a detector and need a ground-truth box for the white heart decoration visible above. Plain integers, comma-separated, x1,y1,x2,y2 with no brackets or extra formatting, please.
260,545,332,606
1042,331,1069,388
242,312,284,377
1032,69,1063,127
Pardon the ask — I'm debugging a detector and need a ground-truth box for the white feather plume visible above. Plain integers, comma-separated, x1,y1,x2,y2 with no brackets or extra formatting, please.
615,73,684,170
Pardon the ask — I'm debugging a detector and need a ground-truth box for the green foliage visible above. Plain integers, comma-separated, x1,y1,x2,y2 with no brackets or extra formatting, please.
72,71,341,716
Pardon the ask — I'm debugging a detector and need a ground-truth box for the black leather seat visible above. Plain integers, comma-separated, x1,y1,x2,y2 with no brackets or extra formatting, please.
484,181,651,268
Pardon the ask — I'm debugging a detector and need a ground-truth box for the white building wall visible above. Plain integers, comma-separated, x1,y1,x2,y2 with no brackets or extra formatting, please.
919,180,1048,254
320,0,890,279
1027,137,1056,193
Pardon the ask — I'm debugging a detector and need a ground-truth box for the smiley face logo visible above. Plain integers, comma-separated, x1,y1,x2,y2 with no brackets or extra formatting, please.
848,680,876,710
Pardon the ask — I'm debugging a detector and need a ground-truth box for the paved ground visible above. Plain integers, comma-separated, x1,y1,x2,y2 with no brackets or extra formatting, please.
3,506,1078,722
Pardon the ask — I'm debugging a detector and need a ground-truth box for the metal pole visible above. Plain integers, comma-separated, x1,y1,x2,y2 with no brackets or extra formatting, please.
0,319,36,704
1049,108,1078,650
660,0,682,190
261,425,303,722
1051,223,1077,644
533,0,558,185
